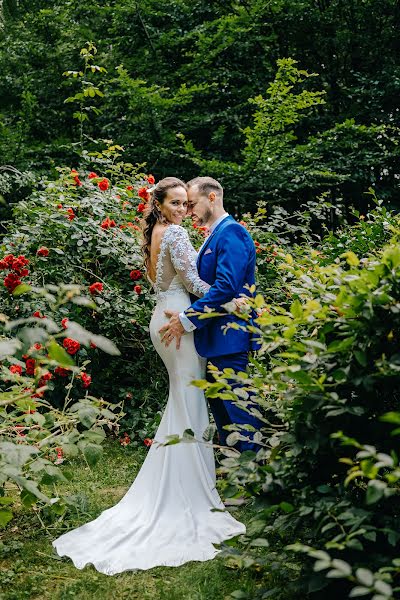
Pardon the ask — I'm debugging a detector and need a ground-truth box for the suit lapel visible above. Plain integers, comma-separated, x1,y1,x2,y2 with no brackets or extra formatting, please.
197,215,234,268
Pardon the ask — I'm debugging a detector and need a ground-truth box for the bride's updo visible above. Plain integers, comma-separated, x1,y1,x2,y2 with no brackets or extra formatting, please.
141,176,187,270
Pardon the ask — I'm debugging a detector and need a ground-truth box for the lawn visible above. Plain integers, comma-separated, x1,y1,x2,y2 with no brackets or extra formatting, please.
0,442,268,600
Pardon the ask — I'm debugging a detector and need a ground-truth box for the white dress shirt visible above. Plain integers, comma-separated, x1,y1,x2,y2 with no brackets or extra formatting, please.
179,213,229,332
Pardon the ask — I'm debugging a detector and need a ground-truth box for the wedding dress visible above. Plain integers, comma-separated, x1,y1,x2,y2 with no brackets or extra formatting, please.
52,224,246,575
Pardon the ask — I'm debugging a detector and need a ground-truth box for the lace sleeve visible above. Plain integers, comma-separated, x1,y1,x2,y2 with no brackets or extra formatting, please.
165,226,210,297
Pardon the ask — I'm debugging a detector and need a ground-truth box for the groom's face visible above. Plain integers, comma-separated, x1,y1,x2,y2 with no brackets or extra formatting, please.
187,186,213,227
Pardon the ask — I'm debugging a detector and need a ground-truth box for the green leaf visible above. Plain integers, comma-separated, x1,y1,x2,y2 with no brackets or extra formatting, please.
0,509,13,527
349,587,372,597
12,283,32,296
355,568,374,587
290,299,303,318
47,340,75,367
82,443,102,467
366,480,386,505
77,405,98,428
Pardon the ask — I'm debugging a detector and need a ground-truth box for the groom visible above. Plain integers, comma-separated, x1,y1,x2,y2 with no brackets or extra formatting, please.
159,176,262,453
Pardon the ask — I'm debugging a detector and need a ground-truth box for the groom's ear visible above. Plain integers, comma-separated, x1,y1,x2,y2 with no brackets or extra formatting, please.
209,192,216,203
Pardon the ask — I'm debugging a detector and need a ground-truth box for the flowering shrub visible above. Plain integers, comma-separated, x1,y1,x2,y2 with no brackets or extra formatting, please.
0,145,168,443
0,284,122,527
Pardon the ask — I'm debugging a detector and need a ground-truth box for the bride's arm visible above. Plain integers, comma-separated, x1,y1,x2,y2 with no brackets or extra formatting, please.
167,226,210,298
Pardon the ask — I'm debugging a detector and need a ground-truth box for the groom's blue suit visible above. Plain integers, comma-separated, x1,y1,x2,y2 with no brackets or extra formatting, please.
184,215,262,452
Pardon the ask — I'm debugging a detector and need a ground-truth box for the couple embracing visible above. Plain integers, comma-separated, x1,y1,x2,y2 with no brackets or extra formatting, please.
53,176,263,575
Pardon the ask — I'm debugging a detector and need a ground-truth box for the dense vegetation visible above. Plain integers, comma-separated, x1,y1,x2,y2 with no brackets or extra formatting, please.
1,0,400,217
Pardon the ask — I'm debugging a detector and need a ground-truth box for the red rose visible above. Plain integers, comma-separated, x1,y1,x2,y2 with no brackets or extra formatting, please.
9,364,23,375
74,176,82,187
143,438,153,447
32,311,43,318
67,208,76,220
147,175,155,185
138,187,150,201
90,341,97,349
137,203,145,213
98,178,109,191
63,337,81,355
100,217,116,229
4,273,21,292
61,317,69,329
88,172,98,179
37,246,50,257
55,366,70,377
25,358,36,376
129,269,142,281
89,282,103,295
134,285,142,295
254,241,260,247
33,343,42,350
126,185,133,191
80,372,92,388
57,204,63,209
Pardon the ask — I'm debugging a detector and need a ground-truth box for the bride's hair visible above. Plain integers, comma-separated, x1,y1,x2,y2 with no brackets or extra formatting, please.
141,176,187,270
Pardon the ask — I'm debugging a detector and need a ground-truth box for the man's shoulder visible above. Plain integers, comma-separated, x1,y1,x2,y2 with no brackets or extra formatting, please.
218,217,253,243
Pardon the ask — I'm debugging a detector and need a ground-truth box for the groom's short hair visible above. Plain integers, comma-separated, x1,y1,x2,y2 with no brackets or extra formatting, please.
187,176,223,198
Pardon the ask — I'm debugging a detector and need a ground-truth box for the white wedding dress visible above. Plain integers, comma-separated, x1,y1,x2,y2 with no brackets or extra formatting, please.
52,224,246,575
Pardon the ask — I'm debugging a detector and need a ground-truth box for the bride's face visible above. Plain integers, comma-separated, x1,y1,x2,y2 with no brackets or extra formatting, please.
158,186,188,225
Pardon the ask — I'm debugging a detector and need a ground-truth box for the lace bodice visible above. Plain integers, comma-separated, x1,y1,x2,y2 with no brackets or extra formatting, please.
152,224,210,300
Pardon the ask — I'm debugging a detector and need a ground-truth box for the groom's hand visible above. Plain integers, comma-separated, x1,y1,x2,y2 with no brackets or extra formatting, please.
159,310,185,349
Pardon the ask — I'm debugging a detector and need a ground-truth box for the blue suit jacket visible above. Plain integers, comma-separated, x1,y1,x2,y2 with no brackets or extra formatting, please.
185,216,258,358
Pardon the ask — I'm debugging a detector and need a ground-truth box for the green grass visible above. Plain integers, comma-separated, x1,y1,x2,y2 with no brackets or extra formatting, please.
0,442,267,600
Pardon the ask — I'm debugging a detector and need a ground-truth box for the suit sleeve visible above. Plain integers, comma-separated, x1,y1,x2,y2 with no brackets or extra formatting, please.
183,224,252,330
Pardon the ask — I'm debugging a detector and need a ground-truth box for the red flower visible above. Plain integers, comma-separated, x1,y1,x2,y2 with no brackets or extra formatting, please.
63,337,81,355
137,203,145,213
100,217,116,229
70,169,78,176
4,273,21,292
38,371,53,388
147,174,155,185
67,207,76,220
90,341,97,349
57,204,63,209
89,282,103,295
55,366,70,377
74,176,82,187
25,358,36,376
32,311,44,318
126,185,133,191
9,364,23,375
129,269,142,281
37,246,50,257
254,241,260,247
143,438,153,447
79,372,92,388
120,432,131,447
88,172,98,179
134,285,142,295
98,178,109,191
61,317,69,329
33,343,42,351
138,187,150,201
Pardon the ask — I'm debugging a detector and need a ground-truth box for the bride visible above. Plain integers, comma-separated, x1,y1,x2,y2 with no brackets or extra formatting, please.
52,177,246,575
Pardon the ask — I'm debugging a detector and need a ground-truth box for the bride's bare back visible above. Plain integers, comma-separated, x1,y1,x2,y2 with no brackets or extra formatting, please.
147,223,169,284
